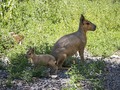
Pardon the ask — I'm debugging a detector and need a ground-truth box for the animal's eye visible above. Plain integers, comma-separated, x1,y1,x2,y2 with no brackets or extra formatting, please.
86,23,89,25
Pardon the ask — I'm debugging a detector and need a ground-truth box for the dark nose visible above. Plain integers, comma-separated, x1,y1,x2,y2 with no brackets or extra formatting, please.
93,25,96,31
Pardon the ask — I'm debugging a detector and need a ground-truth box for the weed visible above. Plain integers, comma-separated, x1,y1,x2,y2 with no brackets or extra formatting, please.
67,60,106,89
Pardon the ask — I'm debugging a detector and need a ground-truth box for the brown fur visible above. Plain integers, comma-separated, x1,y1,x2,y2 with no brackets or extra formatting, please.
51,14,96,68
26,47,58,73
10,32,24,45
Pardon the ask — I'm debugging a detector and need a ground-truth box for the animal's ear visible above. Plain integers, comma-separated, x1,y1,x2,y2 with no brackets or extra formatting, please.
29,46,32,50
28,46,34,52
80,14,85,24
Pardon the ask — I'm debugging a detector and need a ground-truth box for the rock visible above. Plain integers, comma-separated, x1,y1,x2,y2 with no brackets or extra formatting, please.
50,75,58,78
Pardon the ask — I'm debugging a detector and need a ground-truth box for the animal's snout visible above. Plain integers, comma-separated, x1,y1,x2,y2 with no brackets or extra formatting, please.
93,25,96,31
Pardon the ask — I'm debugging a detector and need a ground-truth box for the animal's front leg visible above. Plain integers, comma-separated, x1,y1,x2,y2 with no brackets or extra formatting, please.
79,47,85,62
57,54,67,69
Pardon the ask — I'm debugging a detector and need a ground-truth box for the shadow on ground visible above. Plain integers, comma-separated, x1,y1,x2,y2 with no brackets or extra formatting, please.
0,53,120,90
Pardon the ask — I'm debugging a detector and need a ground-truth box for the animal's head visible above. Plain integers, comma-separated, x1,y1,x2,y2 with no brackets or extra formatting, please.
79,14,96,31
26,47,35,59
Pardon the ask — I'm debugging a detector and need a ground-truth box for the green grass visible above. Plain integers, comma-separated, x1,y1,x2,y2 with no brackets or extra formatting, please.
0,0,120,89
0,0,119,56
66,60,106,90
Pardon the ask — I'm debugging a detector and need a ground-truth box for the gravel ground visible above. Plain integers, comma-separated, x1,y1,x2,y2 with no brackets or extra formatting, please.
0,70,71,90
0,50,120,90
103,51,120,90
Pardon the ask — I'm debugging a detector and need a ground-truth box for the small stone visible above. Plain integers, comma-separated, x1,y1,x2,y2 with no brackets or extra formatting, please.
23,86,31,90
50,75,58,78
